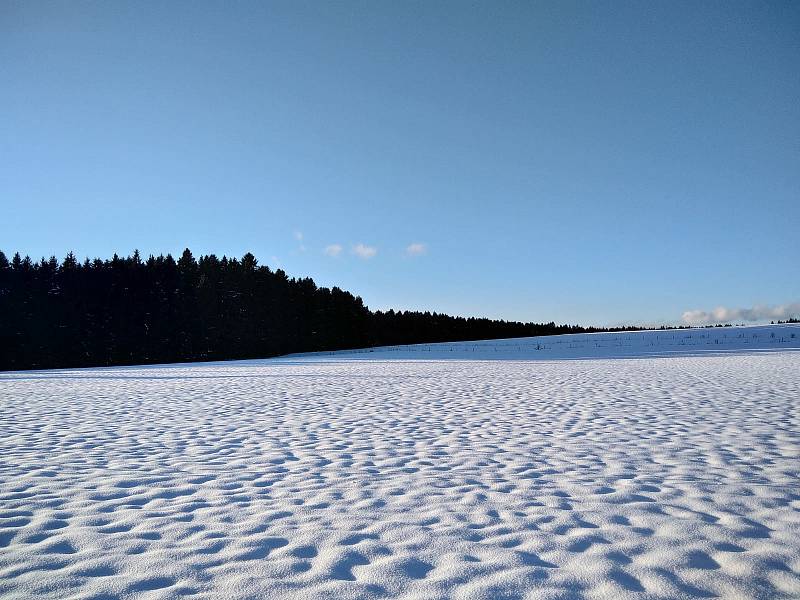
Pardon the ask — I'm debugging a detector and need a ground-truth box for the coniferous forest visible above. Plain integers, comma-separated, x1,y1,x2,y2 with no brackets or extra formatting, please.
0,249,643,371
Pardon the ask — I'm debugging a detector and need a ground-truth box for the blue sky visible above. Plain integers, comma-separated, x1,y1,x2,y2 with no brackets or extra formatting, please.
2,1,798,326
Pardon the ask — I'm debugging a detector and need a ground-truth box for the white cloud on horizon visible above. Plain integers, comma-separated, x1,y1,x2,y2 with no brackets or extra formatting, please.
352,243,377,259
681,302,800,325
405,242,427,257
324,244,343,257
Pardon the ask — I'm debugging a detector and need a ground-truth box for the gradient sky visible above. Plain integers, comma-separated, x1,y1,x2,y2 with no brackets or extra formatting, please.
2,1,799,326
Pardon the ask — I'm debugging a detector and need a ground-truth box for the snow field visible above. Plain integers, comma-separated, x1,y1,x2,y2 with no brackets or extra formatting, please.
1,326,799,599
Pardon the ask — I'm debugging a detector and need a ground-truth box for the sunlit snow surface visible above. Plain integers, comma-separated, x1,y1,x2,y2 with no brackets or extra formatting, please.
1,325,799,599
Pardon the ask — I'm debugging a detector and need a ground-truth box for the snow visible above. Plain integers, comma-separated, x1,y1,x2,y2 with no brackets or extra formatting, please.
1,324,799,599
289,323,800,361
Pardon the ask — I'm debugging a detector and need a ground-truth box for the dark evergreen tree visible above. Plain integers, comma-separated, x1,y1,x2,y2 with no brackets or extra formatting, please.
0,248,658,371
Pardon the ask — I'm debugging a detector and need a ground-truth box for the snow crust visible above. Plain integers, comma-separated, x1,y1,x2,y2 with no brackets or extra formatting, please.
1,325,799,599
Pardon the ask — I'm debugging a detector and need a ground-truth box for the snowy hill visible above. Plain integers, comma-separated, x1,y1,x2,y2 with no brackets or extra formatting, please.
288,322,800,361
1,324,798,599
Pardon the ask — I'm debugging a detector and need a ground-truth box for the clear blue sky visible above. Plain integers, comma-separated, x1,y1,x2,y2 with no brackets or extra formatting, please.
2,1,798,326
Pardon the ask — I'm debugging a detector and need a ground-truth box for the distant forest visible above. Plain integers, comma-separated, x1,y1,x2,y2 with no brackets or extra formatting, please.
2,249,659,371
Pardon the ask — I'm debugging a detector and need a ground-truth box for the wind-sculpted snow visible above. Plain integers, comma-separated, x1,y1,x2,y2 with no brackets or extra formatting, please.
1,327,799,599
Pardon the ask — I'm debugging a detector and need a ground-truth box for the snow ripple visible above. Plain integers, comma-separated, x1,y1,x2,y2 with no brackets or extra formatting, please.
1,350,799,599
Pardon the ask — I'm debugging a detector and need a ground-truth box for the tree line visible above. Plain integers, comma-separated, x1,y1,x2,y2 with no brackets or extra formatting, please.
1,248,648,371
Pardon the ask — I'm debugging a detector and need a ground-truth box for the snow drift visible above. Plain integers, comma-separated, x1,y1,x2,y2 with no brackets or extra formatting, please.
1,324,798,599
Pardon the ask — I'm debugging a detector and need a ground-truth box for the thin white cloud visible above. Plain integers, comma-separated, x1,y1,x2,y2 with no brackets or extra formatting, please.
292,230,306,252
352,243,377,259
681,302,800,325
324,244,343,258
405,242,427,257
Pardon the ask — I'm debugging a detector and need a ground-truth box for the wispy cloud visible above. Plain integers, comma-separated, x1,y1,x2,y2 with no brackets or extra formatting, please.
352,243,377,259
324,244,343,258
681,302,800,325
293,230,306,252
405,242,427,257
